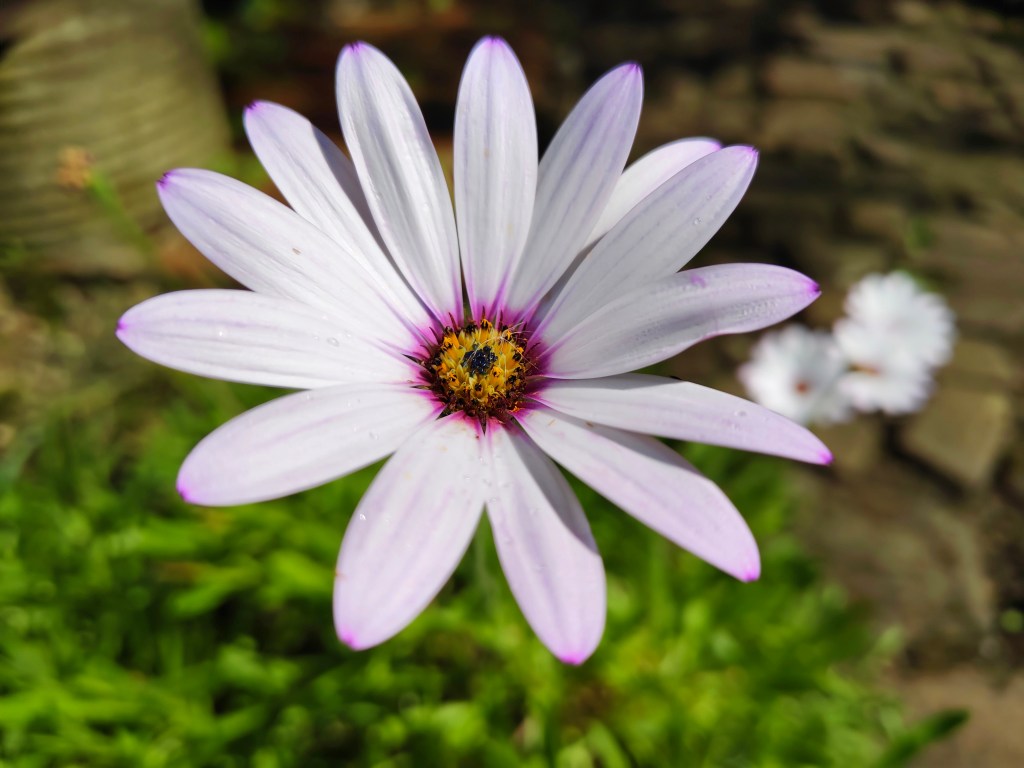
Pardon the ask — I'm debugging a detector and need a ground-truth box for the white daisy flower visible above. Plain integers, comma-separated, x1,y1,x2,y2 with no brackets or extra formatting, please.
834,272,955,415
738,325,853,426
838,364,934,415
117,38,829,662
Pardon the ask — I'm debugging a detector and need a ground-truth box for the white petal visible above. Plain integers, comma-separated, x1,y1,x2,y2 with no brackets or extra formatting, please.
586,137,722,250
534,374,832,464
738,325,854,426
540,146,758,340
118,290,413,389
838,366,934,416
544,264,820,379
838,272,956,370
455,37,537,318
334,415,485,650
243,102,430,329
243,100,382,252
177,383,439,506
518,408,760,582
157,169,419,349
486,425,605,663
337,42,461,321
504,64,643,316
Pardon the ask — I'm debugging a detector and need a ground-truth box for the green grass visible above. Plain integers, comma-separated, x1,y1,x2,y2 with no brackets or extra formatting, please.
0,371,955,766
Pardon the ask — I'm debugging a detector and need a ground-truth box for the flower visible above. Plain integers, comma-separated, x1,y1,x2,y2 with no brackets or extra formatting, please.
117,37,829,662
836,272,955,369
834,272,955,415
838,364,934,415
738,325,853,425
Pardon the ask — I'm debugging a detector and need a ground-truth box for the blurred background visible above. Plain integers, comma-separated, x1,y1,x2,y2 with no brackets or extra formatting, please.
1,0,1023,765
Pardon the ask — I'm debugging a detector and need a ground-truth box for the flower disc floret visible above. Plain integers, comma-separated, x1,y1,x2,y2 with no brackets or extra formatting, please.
423,318,532,422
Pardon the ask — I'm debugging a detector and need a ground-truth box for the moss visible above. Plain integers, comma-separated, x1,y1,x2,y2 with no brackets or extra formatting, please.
0,372,959,766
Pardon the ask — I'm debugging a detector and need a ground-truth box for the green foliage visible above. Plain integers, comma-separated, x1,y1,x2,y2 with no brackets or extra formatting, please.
0,373,954,766
82,170,154,258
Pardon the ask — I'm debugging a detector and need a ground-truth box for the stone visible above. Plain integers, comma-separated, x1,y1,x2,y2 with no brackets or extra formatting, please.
762,57,862,102
948,290,1024,336
641,73,705,141
802,286,846,327
892,668,1024,768
703,99,757,144
851,133,918,170
757,102,851,160
846,200,909,246
894,39,979,79
583,24,667,65
809,28,901,68
917,151,1024,211
1002,444,1024,505
918,218,1024,298
928,80,1018,143
929,79,1000,114
814,418,884,477
893,1,936,26
901,386,1015,488
792,464,996,660
709,64,753,100
945,339,1017,391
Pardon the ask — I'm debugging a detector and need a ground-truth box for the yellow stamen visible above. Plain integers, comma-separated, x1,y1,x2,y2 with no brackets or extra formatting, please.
425,319,530,420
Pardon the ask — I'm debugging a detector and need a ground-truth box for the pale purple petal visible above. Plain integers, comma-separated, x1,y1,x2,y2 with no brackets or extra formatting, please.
539,146,758,340
118,290,413,389
544,264,820,379
504,64,643,316
334,415,485,650
455,37,537,318
156,169,419,349
534,374,832,465
585,137,722,250
486,425,605,663
518,408,760,582
337,42,461,321
244,100,383,252
244,101,430,329
177,384,438,506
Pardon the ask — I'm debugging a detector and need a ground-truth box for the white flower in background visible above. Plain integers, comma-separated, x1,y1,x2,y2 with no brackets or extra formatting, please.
117,38,830,662
837,364,934,416
835,271,955,370
740,271,956,422
738,325,852,426
834,272,955,415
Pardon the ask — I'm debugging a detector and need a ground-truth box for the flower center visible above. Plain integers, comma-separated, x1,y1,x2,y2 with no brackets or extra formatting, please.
422,318,531,421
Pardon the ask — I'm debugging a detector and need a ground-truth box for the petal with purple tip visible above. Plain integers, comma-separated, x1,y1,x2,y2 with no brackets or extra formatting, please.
337,42,461,321
504,63,643,316
486,425,605,663
244,101,382,251
534,374,832,465
585,136,722,250
518,408,760,582
333,415,485,650
117,290,413,389
156,169,418,349
177,383,438,506
544,264,820,379
539,146,759,340
243,102,429,329
455,37,537,318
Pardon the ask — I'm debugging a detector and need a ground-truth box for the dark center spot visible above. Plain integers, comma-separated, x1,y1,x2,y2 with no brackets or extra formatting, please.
462,343,497,376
